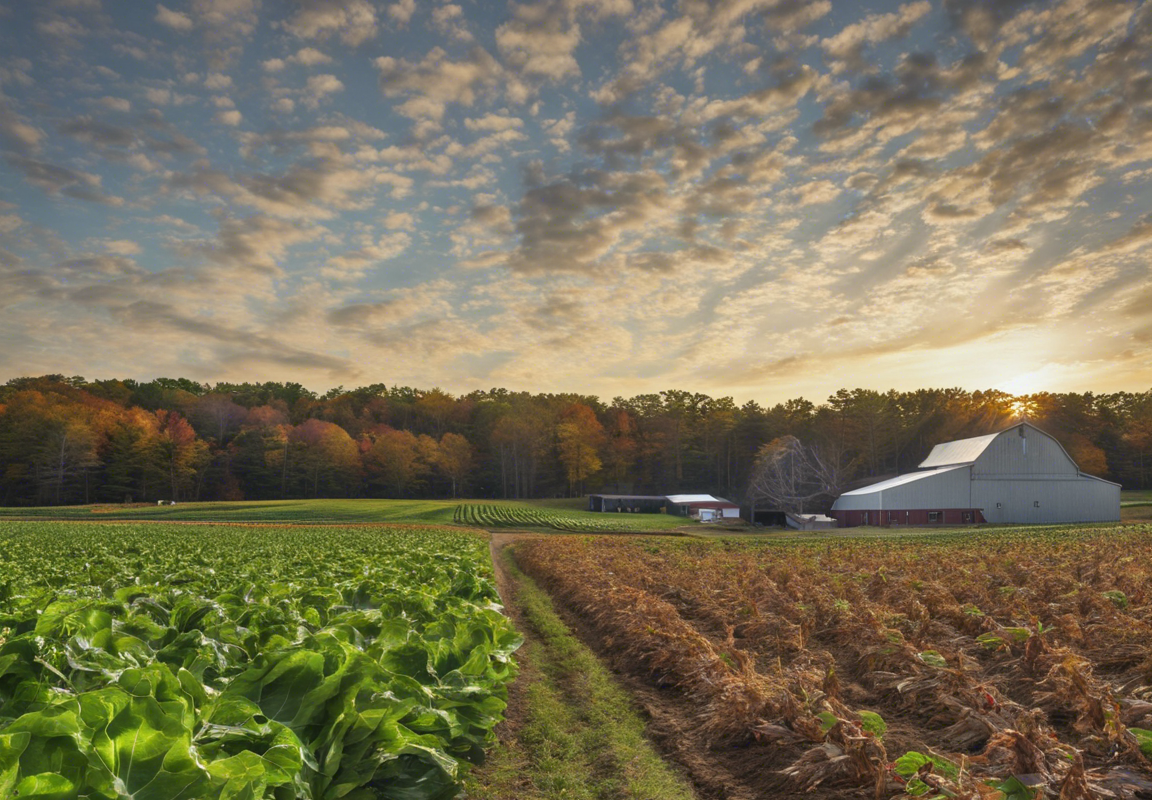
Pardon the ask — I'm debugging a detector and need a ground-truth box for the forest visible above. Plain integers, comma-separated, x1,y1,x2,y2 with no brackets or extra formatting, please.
0,374,1149,507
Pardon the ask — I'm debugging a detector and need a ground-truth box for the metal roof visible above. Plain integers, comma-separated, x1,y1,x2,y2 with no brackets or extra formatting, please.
665,494,720,504
918,432,1000,468
588,494,667,500
837,465,968,496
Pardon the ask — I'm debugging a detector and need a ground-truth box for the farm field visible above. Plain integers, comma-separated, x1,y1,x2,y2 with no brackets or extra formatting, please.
0,520,521,799
0,498,692,533
514,525,1152,799
453,502,691,532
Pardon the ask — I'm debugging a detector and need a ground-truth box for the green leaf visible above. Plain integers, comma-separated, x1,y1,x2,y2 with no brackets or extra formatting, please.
817,711,839,734
893,750,959,780
916,651,948,669
989,775,1037,800
858,710,886,739
0,732,32,796
1131,727,1152,757
13,772,76,800
1103,590,1129,609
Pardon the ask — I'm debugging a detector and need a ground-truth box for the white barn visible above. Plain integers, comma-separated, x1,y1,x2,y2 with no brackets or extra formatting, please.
830,422,1120,527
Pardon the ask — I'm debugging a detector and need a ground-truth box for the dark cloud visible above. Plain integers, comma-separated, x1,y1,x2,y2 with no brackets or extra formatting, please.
3,154,120,204
59,115,135,147
116,300,356,375
326,301,403,327
760,0,831,33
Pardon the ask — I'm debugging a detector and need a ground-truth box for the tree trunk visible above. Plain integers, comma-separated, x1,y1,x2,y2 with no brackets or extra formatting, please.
281,440,289,499
56,432,69,505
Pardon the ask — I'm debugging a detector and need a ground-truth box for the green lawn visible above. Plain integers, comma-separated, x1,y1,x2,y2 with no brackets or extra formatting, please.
0,497,692,532
1121,489,1152,507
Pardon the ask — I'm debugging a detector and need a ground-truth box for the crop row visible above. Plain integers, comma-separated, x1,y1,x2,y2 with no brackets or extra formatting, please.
453,502,661,532
0,521,521,799
514,526,1152,799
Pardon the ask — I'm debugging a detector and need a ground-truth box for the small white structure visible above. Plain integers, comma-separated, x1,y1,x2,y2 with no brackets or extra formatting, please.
665,494,741,519
786,513,838,531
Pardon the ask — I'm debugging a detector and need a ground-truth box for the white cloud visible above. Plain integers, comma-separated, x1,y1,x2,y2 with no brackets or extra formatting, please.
204,72,233,90
190,0,259,37
821,1,932,68
375,47,503,121
383,211,416,230
155,3,194,31
322,232,412,279
104,239,142,255
144,87,172,105
465,113,524,132
496,4,582,82
98,96,131,112
292,47,332,66
215,109,243,125
283,0,378,46
387,0,416,26
432,4,472,41
0,107,45,153
304,74,344,107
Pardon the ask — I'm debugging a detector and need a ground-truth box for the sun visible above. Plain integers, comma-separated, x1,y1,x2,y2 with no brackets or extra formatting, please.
1009,399,1032,419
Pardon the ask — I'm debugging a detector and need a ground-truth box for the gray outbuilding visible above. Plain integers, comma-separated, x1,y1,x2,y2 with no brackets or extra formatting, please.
830,422,1120,527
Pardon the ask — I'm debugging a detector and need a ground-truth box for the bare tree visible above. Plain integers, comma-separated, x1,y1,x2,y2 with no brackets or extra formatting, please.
747,436,841,515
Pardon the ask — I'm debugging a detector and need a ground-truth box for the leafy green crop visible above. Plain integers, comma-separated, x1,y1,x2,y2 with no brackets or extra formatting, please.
452,503,685,532
0,521,521,799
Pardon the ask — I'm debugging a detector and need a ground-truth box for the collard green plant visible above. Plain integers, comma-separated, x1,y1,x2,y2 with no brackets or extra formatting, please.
0,522,521,799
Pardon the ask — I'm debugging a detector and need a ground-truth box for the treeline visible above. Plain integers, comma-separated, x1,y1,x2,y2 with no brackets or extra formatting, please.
0,374,1149,506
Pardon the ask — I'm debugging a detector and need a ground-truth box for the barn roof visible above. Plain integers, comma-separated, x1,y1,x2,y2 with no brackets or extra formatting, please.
837,465,968,497
666,494,720,503
918,432,1000,468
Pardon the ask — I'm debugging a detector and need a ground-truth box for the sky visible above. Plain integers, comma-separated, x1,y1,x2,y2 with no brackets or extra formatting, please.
0,0,1150,404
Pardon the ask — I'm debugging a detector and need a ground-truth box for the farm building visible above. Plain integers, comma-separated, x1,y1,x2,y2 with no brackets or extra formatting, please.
830,422,1120,527
786,513,838,531
587,494,667,513
665,494,741,519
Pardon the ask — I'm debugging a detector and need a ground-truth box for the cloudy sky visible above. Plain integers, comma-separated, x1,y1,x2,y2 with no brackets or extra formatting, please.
0,0,1150,402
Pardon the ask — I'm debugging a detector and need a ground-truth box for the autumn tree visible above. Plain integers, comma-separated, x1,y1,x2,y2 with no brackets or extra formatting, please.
437,432,473,498
364,427,423,497
189,393,247,444
153,410,210,502
603,407,637,492
289,419,360,497
556,403,605,496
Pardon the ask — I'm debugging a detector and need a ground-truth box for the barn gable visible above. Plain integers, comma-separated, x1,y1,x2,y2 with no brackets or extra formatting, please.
970,423,1078,477
918,423,1079,476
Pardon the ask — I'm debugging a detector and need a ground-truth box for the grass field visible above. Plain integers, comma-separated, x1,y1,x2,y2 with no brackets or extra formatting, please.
513,524,1152,799
0,497,694,532
1121,488,1152,506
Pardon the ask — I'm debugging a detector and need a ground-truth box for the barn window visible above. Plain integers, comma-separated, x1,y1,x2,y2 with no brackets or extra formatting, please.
996,502,1002,509
888,512,896,524
928,511,940,523
1034,501,1040,508
962,512,973,523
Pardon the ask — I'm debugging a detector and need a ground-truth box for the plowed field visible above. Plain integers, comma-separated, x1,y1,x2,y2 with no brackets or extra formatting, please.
515,527,1152,799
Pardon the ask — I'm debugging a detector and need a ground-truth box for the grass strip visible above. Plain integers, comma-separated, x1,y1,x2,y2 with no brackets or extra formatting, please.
464,547,696,800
